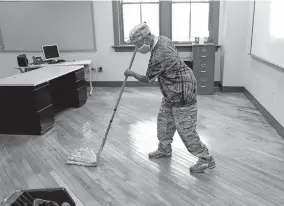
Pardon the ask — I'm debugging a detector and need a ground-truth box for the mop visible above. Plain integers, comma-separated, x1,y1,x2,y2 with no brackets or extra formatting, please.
66,48,137,167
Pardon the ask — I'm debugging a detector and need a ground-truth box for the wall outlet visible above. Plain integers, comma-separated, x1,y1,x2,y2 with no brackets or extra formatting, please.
91,67,102,73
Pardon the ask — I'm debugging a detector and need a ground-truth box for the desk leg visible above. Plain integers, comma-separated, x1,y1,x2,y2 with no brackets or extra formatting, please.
88,65,93,96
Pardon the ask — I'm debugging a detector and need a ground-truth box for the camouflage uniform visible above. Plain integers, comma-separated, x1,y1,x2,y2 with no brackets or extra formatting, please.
146,36,215,172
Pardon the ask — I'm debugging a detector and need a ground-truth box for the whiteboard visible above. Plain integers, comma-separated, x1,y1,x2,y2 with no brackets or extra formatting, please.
250,0,284,69
0,1,96,52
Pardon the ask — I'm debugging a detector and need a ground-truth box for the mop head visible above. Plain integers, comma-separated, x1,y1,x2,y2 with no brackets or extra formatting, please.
66,147,98,167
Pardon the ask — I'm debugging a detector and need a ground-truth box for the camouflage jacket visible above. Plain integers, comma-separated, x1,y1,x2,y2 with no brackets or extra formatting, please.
146,36,197,107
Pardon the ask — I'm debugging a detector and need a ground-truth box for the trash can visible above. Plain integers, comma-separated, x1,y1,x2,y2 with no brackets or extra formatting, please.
1,187,76,206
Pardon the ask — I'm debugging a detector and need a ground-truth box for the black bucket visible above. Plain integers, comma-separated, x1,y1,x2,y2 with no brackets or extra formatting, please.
1,187,76,206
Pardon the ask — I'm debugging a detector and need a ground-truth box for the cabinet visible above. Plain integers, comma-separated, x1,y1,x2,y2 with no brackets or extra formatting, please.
68,68,87,108
192,43,215,95
32,83,54,134
0,83,54,135
0,68,87,135
49,68,87,109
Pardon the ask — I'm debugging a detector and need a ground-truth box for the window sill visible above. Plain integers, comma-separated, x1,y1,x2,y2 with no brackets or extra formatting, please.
112,45,135,52
112,44,221,52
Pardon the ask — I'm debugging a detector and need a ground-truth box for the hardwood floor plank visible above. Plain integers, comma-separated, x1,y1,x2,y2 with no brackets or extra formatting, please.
56,115,192,206
69,110,237,204
62,112,234,206
52,124,170,206
125,129,284,206
13,136,59,188
172,149,284,205
21,158,44,189
79,87,282,205
34,143,102,206
203,147,284,194
1,87,284,206
0,169,9,201
52,127,171,206
4,137,33,190
108,92,284,203
46,137,141,206
28,134,112,206
131,126,284,204
56,145,148,206
49,170,84,206
0,146,24,190
0,143,15,196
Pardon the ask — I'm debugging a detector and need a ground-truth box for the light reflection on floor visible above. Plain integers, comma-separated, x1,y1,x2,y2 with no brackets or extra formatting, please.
128,117,209,155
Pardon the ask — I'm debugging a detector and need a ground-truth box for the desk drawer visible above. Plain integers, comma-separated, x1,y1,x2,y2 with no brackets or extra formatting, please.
75,69,85,81
33,83,52,111
76,78,86,89
196,46,212,57
198,75,210,87
195,56,213,74
75,85,87,107
196,74,214,95
193,44,215,58
36,104,54,134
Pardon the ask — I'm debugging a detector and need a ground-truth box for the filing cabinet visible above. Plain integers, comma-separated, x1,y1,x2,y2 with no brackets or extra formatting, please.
69,68,87,108
192,43,215,95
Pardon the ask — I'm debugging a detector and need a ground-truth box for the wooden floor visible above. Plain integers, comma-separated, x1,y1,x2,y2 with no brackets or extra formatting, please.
1,87,284,206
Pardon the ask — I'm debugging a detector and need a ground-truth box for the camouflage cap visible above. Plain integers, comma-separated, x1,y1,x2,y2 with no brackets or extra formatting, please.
129,22,151,43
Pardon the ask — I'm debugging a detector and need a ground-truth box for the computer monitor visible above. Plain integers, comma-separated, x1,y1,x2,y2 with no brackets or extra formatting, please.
42,44,60,60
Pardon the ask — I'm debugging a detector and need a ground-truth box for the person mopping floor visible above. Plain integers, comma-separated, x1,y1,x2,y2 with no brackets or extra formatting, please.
124,23,216,173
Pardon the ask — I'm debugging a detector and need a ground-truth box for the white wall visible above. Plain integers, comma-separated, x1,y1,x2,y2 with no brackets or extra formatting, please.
0,1,221,82
244,1,284,127
219,1,252,87
220,0,284,127
1,1,282,126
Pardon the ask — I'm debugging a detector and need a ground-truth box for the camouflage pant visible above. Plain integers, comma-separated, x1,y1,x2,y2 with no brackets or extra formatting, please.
157,98,211,158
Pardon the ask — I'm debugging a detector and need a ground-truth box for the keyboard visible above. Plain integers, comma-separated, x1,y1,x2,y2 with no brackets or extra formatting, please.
47,59,66,64
57,59,66,63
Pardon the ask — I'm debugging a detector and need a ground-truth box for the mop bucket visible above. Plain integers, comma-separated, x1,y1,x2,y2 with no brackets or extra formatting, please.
1,187,76,206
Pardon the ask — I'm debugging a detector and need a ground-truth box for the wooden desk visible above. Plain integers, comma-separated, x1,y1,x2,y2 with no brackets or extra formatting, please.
15,65,43,73
0,65,88,135
15,60,93,95
41,60,93,95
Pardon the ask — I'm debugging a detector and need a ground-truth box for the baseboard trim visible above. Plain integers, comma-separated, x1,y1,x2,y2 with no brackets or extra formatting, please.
89,81,221,88
214,81,221,87
244,88,284,139
220,86,244,92
90,81,159,87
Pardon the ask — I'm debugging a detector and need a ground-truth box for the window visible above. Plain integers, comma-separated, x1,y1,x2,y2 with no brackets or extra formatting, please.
172,0,210,42
112,0,219,50
121,0,159,43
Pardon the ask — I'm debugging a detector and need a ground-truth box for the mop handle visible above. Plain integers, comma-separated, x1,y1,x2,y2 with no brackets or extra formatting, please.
97,48,137,160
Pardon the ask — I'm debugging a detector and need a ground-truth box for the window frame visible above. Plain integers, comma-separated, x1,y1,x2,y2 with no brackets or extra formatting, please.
171,0,210,44
120,0,160,44
112,0,220,52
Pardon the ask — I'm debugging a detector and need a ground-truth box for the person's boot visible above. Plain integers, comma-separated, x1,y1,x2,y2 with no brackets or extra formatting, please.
148,149,172,158
189,156,216,173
